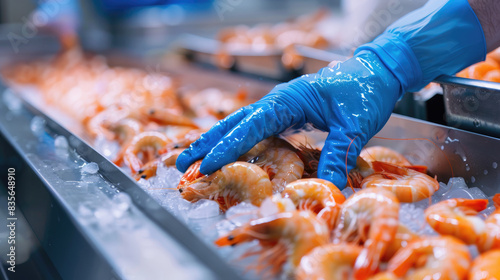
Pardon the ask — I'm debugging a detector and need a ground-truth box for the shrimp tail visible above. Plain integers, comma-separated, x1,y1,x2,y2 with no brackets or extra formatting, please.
386,247,416,277
406,165,428,174
457,199,489,212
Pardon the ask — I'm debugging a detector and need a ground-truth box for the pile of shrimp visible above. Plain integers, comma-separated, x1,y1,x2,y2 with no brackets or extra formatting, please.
179,143,500,280
457,47,500,82
215,10,330,70
1,46,255,180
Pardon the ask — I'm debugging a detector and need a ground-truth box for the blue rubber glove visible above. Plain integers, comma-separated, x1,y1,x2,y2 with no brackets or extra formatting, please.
177,0,487,189
177,50,401,188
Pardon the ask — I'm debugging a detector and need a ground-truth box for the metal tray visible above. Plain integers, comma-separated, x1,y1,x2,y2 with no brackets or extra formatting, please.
177,34,298,81
2,50,500,279
435,75,500,138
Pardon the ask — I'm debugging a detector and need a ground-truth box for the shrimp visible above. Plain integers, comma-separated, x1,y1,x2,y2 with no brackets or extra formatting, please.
476,194,500,252
386,236,471,280
360,146,412,166
86,107,129,139
424,198,488,244
110,118,143,144
282,178,345,211
349,147,427,189
281,178,345,229
238,136,295,162
141,108,198,128
249,147,305,193
360,161,439,203
215,211,330,277
469,250,500,280
166,129,206,150
122,131,170,173
178,162,273,211
134,149,184,180
181,88,252,119
296,244,363,280
110,118,144,164
333,188,400,280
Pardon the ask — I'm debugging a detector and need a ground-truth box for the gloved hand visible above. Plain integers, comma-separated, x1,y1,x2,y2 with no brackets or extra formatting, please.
177,50,401,188
177,0,487,189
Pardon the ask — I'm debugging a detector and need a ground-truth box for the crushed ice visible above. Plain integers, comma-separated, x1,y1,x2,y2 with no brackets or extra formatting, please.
30,116,46,137
81,162,99,174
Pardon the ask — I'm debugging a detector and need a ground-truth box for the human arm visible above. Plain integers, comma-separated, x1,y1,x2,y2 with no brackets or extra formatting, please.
469,0,500,52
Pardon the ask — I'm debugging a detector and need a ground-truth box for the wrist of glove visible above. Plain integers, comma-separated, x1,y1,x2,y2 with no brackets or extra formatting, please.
357,0,487,93
177,51,400,188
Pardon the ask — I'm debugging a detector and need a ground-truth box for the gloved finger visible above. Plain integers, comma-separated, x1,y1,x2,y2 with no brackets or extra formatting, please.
176,108,247,172
317,130,363,190
199,102,299,174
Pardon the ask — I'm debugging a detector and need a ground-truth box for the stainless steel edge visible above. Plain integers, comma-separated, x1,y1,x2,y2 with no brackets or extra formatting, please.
434,75,500,138
0,83,244,280
369,114,500,195
434,75,500,91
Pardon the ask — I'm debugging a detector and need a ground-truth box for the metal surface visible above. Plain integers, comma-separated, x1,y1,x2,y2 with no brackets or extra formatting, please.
0,84,243,280
295,45,349,73
368,114,500,195
435,75,500,138
178,34,293,81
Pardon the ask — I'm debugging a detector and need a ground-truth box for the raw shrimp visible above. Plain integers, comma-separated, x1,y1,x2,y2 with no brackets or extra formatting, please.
122,131,170,173
296,244,363,280
282,178,345,211
249,147,305,193
215,211,329,277
386,236,471,280
469,250,500,280
134,149,184,180
178,162,273,211
333,188,400,280
476,194,500,252
424,198,488,244
360,161,439,203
